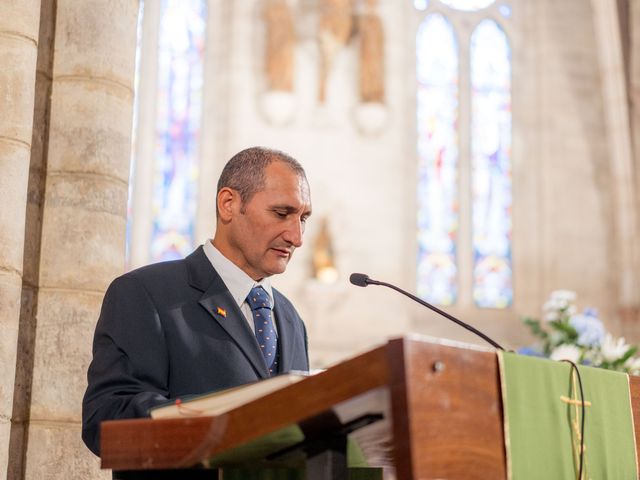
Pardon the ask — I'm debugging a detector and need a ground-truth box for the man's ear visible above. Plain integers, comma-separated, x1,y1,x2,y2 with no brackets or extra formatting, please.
217,187,236,222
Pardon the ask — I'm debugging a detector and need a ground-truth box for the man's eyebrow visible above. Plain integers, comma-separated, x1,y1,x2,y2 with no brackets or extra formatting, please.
272,205,303,211
272,205,312,215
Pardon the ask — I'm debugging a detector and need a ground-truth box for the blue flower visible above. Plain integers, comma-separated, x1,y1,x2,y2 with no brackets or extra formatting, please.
570,310,605,347
517,346,545,357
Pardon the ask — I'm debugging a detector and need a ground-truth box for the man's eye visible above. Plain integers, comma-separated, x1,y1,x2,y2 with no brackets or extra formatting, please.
275,211,287,218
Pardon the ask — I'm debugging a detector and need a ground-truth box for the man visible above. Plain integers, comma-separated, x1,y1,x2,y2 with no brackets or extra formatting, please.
82,147,312,456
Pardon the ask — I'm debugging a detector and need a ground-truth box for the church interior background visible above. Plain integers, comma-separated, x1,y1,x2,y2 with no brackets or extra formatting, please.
2,0,640,477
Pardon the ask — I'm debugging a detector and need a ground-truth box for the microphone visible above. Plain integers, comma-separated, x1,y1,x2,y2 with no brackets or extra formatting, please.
349,273,504,350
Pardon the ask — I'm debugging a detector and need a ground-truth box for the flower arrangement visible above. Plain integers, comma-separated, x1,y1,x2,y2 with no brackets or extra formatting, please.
522,290,640,374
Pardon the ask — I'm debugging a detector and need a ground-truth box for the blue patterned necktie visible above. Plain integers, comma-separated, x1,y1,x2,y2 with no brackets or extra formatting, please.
246,286,278,375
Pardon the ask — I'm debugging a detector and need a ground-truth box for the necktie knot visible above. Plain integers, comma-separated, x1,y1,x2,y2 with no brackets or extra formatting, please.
247,286,272,311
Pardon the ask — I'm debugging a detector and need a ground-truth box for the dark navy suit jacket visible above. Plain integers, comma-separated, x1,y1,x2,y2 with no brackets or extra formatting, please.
82,246,309,456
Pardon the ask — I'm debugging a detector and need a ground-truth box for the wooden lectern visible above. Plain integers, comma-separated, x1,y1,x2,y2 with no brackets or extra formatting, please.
99,336,640,479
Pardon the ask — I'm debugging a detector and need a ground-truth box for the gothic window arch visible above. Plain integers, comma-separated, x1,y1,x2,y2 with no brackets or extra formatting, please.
415,0,513,309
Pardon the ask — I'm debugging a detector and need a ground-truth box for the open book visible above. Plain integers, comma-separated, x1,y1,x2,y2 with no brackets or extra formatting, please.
149,373,307,419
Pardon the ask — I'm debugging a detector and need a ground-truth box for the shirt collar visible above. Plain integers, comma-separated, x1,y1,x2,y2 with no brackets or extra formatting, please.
203,240,274,308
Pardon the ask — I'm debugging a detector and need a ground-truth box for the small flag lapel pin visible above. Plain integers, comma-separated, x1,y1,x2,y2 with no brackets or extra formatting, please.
216,307,227,317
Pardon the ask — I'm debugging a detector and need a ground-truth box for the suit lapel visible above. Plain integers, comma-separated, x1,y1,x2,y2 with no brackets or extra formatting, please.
199,291,269,378
186,247,269,379
273,289,294,373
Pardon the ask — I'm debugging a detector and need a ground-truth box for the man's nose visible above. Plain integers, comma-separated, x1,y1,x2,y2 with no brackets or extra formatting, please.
283,219,304,247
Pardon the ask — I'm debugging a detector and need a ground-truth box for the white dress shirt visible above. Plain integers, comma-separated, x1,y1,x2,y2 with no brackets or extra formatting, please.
203,240,277,335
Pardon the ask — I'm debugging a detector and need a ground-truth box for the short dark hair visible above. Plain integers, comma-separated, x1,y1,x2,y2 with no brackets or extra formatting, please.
216,147,307,217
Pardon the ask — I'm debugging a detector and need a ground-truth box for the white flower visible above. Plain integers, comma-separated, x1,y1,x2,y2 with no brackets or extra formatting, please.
550,344,581,363
543,298,564,314
545,306,568,322
550,290,577,303
625,356,640,375
544,310,560,322
543,290,577,321
601,334,629,363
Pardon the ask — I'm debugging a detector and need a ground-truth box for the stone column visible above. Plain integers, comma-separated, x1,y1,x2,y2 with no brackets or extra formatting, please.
23,1,139,478
591,0,640,334
0,1,41,478
624,0,640,337
7,0,59,477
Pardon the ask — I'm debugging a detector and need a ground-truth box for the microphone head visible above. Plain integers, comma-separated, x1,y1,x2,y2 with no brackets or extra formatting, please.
349,273,370,287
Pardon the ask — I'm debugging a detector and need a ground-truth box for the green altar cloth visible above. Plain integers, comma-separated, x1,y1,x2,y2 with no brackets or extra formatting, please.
499,352,637,479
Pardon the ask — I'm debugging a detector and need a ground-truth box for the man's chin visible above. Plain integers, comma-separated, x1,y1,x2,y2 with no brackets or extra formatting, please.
263,259,290,277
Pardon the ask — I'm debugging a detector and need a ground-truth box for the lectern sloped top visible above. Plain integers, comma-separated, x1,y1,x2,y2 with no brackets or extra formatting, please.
99,336,640,479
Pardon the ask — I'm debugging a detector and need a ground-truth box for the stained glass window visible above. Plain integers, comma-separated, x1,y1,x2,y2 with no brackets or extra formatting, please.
150,0,207,262
416,3,513,309
416,14,459,306
470,20,512,308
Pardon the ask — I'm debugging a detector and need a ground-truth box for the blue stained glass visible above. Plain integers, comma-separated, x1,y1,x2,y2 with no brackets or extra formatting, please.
470,19,512,308
151,0,206,262
416,14,459,306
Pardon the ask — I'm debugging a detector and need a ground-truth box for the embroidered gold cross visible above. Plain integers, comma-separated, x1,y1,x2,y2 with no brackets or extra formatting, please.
560,369,592,480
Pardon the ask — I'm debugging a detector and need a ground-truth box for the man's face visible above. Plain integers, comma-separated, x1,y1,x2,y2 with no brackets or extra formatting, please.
222,161,312,280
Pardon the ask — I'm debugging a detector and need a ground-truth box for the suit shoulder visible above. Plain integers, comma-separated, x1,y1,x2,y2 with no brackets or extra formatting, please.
109,259,187,291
